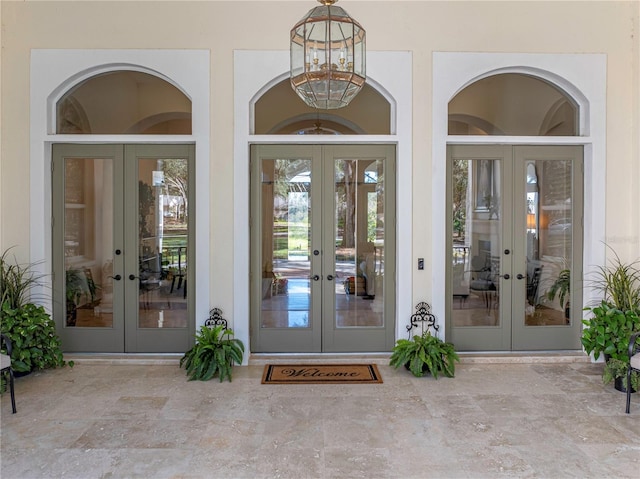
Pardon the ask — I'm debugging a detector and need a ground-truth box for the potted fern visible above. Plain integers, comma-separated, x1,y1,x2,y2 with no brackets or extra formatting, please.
180,324,244,382
582,303,640,392
390,330,459,378
1,248,69,374
582,248,640,392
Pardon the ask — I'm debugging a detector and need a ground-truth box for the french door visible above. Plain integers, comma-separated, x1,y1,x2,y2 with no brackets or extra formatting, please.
447,145,583,351
250,145,396,353
52,144,195,352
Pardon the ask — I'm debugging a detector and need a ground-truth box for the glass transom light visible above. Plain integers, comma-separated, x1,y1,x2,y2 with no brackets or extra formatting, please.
290,0,366,110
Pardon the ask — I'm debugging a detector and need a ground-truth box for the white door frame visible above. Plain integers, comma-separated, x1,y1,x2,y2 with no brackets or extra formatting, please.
433,52,607,340
30,49,211,331
234,51,412,357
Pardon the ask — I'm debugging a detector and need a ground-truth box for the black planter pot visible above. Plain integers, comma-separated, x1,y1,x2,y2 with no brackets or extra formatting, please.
405,362,425,372
614,376,637,394
404,362,436,376
66,302,77,327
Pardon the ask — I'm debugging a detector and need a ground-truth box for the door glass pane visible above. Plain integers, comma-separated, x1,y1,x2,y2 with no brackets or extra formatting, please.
451,158,501,327
525,159,573,326
137,158,189,328
64,158,113,328
334,158,384,328
260,158,312,329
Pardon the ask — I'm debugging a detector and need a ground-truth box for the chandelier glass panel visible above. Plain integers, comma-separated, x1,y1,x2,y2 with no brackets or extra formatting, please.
290,0,366,109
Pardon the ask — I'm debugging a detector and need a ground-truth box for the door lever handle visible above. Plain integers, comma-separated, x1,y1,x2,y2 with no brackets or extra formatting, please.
327,274,334,281
500,274,510,280
311,274,320,281
516,274,525,280
129,274,139,281
108,274,122,281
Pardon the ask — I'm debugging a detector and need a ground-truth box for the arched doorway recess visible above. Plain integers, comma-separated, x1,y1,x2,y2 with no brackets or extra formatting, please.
234,51,412,356
433,53,606,350
30,50,210,352
251,77,397,353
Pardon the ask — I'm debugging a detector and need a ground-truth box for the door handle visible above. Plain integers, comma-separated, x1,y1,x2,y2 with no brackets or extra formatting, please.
327,274,334,281
129,274,139,281
311,274,320,281
500,274,510,280
516,274,525,280
108,274,122,281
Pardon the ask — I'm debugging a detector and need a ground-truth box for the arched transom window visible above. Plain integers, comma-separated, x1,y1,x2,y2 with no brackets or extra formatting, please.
56,71,192,134
448,73,578,136
254,78,391,135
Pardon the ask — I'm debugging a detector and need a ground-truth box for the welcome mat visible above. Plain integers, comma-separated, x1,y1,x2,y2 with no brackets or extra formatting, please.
261,364,383,384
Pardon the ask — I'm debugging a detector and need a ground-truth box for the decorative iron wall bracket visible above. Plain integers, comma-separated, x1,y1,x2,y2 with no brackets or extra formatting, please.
204,308,228,330
407,301,438,337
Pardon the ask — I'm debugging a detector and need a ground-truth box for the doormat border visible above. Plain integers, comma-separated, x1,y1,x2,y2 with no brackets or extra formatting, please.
261,364,383,384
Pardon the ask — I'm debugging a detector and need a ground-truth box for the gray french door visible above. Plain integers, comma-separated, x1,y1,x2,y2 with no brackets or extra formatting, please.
52,144,195,352
447,145,583,351
251,144,396,353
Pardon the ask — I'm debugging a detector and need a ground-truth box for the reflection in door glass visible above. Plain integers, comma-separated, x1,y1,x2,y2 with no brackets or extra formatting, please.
137,158,189,329
260,158,312,329
335,158,385,328
451,158,501,327
524,160,572,326
64,158,113,328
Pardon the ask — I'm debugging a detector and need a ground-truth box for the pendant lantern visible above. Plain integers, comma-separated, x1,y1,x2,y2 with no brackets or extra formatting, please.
290,0,366,109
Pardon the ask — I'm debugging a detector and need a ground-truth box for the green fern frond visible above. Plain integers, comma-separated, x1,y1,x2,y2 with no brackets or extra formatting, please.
179,325,245,382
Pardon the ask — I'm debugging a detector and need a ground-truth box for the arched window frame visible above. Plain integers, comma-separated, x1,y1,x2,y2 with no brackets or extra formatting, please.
53,68,192,135
448,70,581,137
47,64,194,135
249,70,397,135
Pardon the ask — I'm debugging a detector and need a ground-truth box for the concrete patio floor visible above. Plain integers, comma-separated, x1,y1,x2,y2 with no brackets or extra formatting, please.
1,357,639,478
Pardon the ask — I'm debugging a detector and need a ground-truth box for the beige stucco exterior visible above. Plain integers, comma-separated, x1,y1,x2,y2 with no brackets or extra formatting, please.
1,1,639,352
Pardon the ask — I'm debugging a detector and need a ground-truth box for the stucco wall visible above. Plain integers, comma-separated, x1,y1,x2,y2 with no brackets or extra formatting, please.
1,0,639,322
